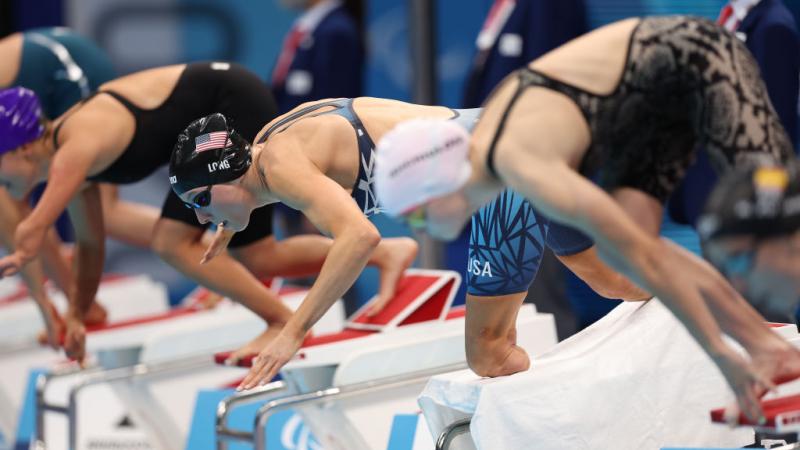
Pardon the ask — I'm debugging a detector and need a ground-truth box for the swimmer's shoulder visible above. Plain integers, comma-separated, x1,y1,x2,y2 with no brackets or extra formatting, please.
97,64,186,110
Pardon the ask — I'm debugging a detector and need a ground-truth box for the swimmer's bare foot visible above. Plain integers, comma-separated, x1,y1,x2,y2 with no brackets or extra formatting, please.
225,326,283,365
84,300,108,326
37,300,106,346
366,237,418,316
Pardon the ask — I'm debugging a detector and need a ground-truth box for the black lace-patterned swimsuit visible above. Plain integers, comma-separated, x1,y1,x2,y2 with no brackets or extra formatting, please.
486,16,794,202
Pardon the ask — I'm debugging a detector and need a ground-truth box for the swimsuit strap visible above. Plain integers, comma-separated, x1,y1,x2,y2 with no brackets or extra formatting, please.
96,90,145,115
257,99,350,144
485,73,528,179
51,90,141,147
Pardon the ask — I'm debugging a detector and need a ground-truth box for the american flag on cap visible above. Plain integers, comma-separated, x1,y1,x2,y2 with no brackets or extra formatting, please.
194,131,231,152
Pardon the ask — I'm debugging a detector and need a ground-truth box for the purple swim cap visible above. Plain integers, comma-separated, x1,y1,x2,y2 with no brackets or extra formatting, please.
0,87,45,156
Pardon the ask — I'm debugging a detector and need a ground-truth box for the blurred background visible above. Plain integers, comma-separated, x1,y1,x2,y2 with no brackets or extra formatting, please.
3,0,800,336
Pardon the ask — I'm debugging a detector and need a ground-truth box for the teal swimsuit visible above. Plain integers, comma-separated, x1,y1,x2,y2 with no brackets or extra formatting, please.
11,28,115,117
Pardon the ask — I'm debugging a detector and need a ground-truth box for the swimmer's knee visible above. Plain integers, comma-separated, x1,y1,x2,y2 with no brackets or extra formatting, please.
229,236,278,276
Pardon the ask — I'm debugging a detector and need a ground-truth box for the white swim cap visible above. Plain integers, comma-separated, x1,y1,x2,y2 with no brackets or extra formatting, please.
375,118,473,216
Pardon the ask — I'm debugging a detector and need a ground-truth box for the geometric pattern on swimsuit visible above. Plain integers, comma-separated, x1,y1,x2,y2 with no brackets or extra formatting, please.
467,189,595,297
489,16,794,202
468,189,549,296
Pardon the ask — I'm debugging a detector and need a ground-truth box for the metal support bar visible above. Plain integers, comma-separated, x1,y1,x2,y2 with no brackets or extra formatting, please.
67,356,211,450
254,362,467,450
408,0,437,104
435,418,472,450
35,365,99,449
408,0,443,270
35,355,211,450
215,381,287,450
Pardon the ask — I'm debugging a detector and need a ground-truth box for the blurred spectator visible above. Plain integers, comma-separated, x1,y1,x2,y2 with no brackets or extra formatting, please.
271,0,365,113
462,0,587,108
669,0,800,227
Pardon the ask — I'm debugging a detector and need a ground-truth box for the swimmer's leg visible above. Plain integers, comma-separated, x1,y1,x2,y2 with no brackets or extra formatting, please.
466,293,530,377
151,217,292,326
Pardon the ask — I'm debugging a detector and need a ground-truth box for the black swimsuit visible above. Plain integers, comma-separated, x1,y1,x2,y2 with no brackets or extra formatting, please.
486,16,793,202
54,62,279,247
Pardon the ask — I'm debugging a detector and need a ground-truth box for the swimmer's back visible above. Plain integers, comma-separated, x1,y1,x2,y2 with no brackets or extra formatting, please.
258,97,456,143
98,64,186,110
530,18,640,96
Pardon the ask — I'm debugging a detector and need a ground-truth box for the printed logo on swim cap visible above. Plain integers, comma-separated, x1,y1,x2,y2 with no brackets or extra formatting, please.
208,159,232,173
169,175,177,185
195,131,231,153
388,135,466,179
754,167,789,191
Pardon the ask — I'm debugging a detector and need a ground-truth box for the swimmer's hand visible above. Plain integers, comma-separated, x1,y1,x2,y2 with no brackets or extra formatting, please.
713,347,773,426
200,223,235,264
237,327,304,391
225,326,282,366
0,252,25,278
63,313,87,366
0,220,47,277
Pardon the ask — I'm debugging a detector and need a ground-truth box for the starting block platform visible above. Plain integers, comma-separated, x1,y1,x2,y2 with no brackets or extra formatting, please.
29,287,345,450
420,298,772,450
211,269,559,450
0,274,169,444
0,274,166,348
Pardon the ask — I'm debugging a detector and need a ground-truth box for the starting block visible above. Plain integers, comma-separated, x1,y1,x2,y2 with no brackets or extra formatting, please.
347,270,459,331
421,298,768,450
211,269,559,450
703,323,800,449
31,286,345,450
214,269,461,370
711,394,800,433
0,275,169,445
0,274,165,348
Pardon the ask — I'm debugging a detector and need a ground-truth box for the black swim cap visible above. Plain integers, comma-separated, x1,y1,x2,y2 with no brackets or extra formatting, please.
169,113,252,196
698,158,800,242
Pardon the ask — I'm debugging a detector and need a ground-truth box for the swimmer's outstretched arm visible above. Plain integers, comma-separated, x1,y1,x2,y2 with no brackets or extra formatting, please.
237,139,381,390
555,247,651,301
663,240,800,384
0,189,61,347
62,183,105,363
492,147,770,422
